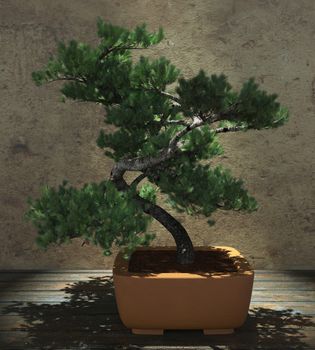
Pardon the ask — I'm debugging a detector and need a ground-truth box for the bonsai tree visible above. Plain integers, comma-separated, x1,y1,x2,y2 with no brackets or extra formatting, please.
24,18,289,265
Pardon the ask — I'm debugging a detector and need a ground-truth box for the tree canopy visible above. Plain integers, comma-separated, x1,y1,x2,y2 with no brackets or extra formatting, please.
25,18,289,260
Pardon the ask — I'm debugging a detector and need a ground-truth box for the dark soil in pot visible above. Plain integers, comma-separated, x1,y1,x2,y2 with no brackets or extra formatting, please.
128,247,241,273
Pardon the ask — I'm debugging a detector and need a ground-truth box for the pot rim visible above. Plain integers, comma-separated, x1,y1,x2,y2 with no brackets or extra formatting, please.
113,245,254,279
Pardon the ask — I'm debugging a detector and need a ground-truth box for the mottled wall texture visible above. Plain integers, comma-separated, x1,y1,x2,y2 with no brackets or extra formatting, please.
0,0,314,269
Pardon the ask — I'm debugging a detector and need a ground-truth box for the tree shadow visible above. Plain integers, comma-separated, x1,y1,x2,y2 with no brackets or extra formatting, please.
1,276,314,349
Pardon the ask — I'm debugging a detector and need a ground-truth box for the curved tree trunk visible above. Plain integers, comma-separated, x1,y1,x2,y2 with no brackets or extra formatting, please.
135,196,195,265
110,174,195,265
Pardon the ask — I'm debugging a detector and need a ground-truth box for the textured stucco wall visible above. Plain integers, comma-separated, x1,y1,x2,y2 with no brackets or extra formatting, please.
0,0,314,269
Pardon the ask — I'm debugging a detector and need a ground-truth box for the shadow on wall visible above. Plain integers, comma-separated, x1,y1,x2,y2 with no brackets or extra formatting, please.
1,276,314,349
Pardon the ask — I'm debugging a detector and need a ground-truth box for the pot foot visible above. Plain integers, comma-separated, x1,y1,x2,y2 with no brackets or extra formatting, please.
203,328,234,335
132,328,164,335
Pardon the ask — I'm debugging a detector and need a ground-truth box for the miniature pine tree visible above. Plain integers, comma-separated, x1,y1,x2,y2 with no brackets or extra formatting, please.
24,18,289,264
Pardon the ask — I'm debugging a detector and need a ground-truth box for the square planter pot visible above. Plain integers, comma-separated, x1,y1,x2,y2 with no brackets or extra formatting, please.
113,245,254,335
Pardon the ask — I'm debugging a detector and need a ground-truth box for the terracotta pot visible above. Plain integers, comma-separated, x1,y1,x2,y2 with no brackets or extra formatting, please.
113,246,254,335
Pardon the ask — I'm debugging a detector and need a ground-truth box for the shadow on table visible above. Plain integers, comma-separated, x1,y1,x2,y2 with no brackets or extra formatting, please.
2,276,314,349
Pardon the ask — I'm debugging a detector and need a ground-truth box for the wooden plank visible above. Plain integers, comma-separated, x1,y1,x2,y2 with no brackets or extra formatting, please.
249,302,315,315
0,347,310,350
254,276,315,283
254,270,315,274
0,269,314,273
0,281,114,292
0,270,113,273
0,269,314,275
0,274,313,283
0,289,314,303
0,303,119,316
0,279,314,291
0,313,314,331
0,303,314,317
0,270,314,350
0,314,125,331
0,273,112,282
0,347,231,350
252,290,315,301
0,269,313,276
253,281,315,290
0,328,314,349
253,275,315,282
0,270,315,350
0,302,314,316
0,270,314,282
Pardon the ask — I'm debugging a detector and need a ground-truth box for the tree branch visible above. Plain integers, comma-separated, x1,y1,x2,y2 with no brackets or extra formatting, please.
209,101,242,124
165,119,190,126
109,105,244,181
156,90,181,105
110,174,195,264
47,72,243,180
130,173,147,187
213,125,248,133
110,115,207,180
81,239,90,246
45,76,87,85
167,114,213,151
98,45,147,61
131,86,181,107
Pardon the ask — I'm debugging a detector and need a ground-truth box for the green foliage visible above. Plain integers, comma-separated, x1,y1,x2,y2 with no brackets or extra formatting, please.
31,18,164,106
97,92,181,159
139,183,157,204
96,18,164,49
28,19,290,258
235,77,289,129
175,71,289,131
138,124,183,157
32,40,131,105
105,91,171,129
147,156,258,222
267,105,290,128
97,127,147,160
176,71,233,117
24,180,155,258
180,126,224,160
217,119,249,130
31,18,289,162
131,56,181,91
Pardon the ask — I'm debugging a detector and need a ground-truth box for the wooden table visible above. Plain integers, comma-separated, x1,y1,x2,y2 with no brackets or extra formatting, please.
0,270,314,349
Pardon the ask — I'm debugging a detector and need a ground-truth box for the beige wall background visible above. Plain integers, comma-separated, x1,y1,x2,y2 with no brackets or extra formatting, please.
0,0,314,269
